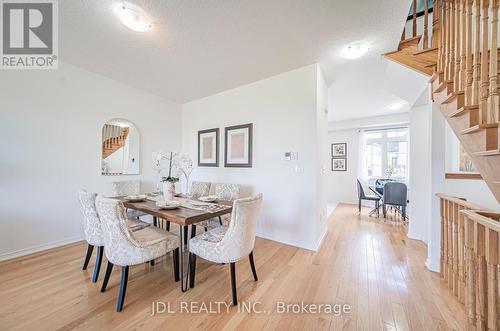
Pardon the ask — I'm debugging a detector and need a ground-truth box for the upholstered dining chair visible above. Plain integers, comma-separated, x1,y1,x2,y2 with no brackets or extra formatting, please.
190,181,211,198
95,196,180,312
78,190,150,284
190,181,212,234
188,193,263,306
111,180,146,219
214,183,241,226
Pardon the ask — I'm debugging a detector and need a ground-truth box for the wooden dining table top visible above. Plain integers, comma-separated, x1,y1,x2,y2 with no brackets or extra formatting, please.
117,196,233,226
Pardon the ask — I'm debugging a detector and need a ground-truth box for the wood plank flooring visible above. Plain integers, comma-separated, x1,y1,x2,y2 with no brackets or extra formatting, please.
0,204,465,330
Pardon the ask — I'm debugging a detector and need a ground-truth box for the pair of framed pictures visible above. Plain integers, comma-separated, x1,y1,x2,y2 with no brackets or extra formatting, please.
198,123,253,168
331,143,347,171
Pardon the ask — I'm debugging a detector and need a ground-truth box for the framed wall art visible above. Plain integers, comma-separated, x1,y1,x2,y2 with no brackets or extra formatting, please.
331,143,347,157
332,158,347,171
198,128,219,167
224,123,253,168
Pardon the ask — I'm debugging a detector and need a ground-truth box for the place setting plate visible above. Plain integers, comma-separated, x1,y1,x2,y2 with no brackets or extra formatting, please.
123,194,147,202
156,201,181,210
198,195,218,203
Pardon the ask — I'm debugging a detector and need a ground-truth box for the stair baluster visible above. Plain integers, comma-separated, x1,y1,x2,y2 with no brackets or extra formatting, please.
413,0,418,37
460,0,467,92
451,0,457,83
424,0,430,48
455,0,462,92
474,221,487,330
488,0,499,123
433,0,441,49
485,227,498,331
472,0,482,105
445,0,453,81
465,0,474,105
480,0,490,124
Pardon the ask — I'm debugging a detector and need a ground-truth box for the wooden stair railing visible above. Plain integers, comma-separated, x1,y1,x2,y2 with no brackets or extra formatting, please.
386,0,500,203
102,125,129,159
438,194,499,330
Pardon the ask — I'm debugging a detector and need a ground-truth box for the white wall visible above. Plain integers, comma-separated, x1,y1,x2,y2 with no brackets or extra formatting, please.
0,62,182,260
315,67,328,243
326,113,410,205
408,102,432,243
182,64,326,250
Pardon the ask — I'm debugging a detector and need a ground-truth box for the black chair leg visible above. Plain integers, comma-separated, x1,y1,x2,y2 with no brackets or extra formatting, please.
101,261,114,292
383,204,387,218
189,253,197,288
191,225,197,238
173,248,180,282
249,251,258,281
230,262,237,305
204,227,208,232
402,206,406,221
116,266,129,312
153,216,157,227
166,221,170,231
92,246,103,283
376,201,380,217
150,259,155,266
82,244,94,270
183,226,188,245
358,199,361,212
219,216,223,226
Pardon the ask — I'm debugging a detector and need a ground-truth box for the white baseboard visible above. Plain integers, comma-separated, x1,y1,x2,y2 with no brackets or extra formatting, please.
256,231,317,251
0,235,84,262
425,257,440,273
312,228,327,251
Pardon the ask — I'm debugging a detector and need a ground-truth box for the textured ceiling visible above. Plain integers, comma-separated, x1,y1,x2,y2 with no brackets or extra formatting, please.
59,0,411,105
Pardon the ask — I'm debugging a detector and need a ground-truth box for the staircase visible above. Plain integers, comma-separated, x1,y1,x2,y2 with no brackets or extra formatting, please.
102,125,129,159
385,0,500,203
386,1,500,330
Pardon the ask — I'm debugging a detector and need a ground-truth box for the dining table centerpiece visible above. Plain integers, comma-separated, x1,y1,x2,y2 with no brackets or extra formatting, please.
161,151,181,202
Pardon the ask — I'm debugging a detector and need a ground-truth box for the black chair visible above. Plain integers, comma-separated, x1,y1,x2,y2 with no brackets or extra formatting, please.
374,178,395,195
382,182,408,220
357,180,380,217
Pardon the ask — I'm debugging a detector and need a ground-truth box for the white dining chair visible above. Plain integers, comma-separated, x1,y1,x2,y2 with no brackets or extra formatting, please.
190,181,211,198
191,181,212,232
188,193,263,305
95,196,180,312
78,190,150,283
111,180,147,218
214,183,241,226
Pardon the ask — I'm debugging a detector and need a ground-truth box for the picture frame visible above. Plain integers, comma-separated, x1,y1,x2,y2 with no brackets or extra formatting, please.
224,123,253,168
332,158,347,171
331,143,347,157
198,128,219,167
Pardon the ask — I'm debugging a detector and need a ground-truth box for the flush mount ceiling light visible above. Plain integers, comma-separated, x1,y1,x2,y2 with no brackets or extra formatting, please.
387,102,407,110
341,41,370,60
114,2,152,32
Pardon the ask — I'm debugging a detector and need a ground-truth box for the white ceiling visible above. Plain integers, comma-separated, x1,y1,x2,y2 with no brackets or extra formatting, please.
60,0,412,107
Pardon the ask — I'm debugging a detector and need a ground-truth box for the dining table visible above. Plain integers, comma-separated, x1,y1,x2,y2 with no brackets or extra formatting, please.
116,194,233,292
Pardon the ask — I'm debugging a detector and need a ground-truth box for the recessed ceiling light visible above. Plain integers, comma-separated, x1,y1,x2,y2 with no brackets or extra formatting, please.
114,2,152,32
341,41,370,60
387,102,407,110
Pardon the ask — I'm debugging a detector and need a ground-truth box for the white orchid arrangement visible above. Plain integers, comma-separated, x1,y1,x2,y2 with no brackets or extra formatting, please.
152,151,194,183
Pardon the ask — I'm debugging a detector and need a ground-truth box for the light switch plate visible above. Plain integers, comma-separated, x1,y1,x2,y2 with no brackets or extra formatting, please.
294,165,304,173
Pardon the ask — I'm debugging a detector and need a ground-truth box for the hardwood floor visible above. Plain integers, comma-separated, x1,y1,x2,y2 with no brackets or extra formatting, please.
0,204,465,330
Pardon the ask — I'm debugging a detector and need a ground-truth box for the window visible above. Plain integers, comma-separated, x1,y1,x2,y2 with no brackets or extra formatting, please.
361,127,409,182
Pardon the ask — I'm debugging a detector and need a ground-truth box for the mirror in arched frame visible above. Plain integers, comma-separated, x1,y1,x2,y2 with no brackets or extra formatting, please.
101,119,140,175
